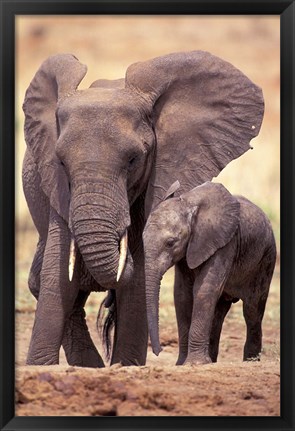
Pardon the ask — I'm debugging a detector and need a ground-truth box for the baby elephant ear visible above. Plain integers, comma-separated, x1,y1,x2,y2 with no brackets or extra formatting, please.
126,51,264,215
163,180,180,200
184,183,240,269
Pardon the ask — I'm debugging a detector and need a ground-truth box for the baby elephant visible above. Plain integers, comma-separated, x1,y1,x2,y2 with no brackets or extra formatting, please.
143,181,276,365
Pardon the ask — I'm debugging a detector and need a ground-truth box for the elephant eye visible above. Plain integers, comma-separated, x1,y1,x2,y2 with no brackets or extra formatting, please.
166,237,177,248
128,156,137,170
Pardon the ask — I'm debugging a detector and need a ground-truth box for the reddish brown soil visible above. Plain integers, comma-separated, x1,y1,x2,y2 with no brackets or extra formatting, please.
15,310,280,416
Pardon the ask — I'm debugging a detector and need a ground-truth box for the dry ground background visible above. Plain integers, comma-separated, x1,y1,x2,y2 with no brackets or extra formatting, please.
15,16,280,416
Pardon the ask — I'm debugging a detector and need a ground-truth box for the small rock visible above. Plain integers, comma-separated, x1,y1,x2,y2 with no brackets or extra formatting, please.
110,363,123,369
90,403,117,416
38,372,53,382
54,379,75,396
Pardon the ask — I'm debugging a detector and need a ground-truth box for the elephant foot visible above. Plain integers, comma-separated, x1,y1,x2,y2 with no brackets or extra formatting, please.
243,344,262,362
243,353,261,362
26,352,59,366
62,331,105,368
66,348,105,368
62,308,105,368
184,352,212,366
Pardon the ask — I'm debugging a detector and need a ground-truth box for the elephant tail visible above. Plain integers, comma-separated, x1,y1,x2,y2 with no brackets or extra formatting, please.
96,291,117,361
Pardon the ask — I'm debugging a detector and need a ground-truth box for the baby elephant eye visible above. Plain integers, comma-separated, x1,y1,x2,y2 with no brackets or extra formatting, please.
128,156,137,170
166,237,176,248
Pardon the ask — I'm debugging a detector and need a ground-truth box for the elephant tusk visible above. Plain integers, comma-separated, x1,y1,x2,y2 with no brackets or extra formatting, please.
116,230,128,282
69,238,76,282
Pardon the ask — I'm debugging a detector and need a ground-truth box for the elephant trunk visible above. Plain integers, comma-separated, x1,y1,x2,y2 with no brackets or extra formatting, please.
145,264,163,356
71,187,133,287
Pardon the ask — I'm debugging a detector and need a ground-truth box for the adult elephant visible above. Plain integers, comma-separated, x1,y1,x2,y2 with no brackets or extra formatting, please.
22,51,264,366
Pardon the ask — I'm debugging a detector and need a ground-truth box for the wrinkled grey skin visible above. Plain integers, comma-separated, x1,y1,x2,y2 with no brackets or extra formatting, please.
22,51,264,366
143,182,276,365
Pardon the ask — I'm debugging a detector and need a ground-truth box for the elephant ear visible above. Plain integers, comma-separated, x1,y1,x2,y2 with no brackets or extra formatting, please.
23,54,87,222
182,182,240,269
126,51,264,215
163,180,180,200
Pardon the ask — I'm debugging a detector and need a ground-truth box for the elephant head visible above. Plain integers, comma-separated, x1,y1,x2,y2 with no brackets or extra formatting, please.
23,51,263,289
143,182,240,356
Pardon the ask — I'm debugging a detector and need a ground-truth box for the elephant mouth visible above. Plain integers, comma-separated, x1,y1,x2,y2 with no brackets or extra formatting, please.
68,228,129,284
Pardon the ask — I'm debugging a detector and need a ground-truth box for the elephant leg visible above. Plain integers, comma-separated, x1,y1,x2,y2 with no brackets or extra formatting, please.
29,283,103,367
26,208,79,365
242,253,274,361
111,198,148,366
209,295,232,362
111,247,148,366
27,238,103,366
185,242,236,365
174,261,194,365
243,300,263,361
62,289,104,368
28,238,45,300
27,229,103,367
242,283,269,361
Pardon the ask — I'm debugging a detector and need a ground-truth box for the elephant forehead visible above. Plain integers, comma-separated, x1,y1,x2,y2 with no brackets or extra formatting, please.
56,89,149,156
58,88,141,123
146,207,183,233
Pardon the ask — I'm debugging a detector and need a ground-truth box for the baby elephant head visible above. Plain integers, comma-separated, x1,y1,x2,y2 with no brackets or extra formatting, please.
143,181,240,356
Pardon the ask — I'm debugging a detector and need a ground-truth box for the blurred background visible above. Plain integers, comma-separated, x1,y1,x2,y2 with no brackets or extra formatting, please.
15,16,280,362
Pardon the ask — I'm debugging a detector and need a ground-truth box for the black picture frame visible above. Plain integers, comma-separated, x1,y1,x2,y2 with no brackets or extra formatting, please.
0,1,294,430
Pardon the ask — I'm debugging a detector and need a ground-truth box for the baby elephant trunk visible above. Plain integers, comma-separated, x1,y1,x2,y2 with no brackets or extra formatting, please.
145,267,163,356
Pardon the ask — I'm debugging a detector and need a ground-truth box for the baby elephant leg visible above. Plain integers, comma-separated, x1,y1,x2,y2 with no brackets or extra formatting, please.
243,293,267,361
242,250,275,361
185,243,236,365
174,261,194,365
209,295,232,362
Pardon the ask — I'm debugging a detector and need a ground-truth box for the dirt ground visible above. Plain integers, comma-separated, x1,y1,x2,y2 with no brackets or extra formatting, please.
15,361,280,417
15,16,280,417
15,263,280,416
